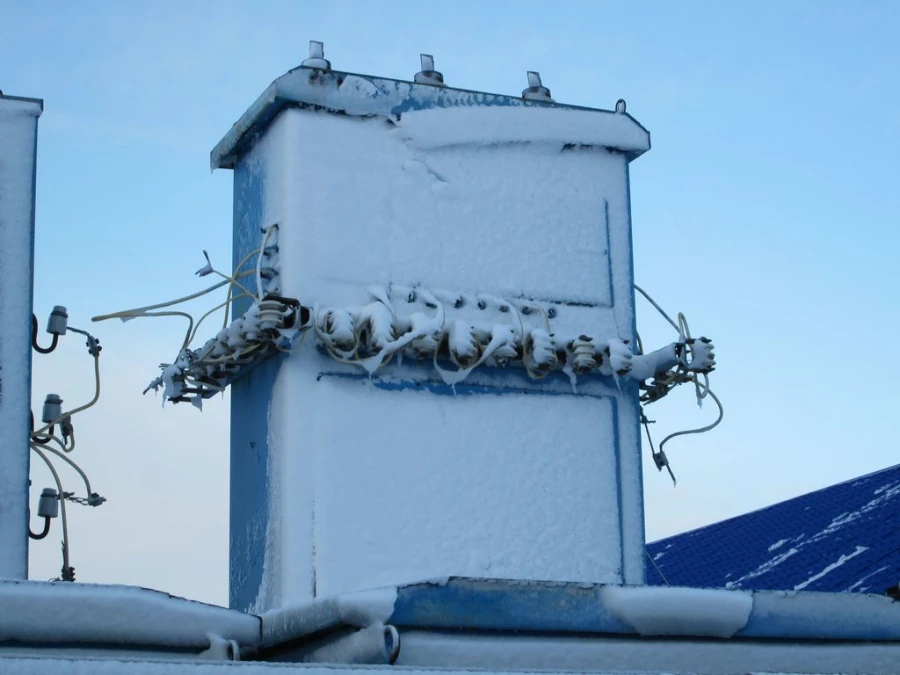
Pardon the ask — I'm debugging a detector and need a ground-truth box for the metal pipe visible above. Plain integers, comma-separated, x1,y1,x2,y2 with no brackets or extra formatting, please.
299,623,400,665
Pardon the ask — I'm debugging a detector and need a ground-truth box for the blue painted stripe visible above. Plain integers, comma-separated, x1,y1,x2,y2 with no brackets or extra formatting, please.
317,370,619,401
229,156,273,612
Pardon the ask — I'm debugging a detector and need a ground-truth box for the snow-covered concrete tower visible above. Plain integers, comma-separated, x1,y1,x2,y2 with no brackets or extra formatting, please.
0,93,43,579
212,48,651,612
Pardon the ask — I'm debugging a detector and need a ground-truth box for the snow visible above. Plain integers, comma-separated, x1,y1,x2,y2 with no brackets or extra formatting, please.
278,109,622,308
793,546,868,591
394,105,651,154
725,547,800,589
211,68,650,170
277,374,622,599
726,480,900,590
229,86,647,609
598,585,752,638
0,578,259,648
0,95,42,578
846,565,890,593
336,586,398,627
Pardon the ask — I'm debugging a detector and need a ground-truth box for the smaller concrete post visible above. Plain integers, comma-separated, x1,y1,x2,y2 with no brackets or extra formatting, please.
0,93,43,579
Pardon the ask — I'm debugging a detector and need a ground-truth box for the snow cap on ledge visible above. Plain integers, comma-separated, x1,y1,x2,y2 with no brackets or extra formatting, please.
0,579,260,649
211,66,651,170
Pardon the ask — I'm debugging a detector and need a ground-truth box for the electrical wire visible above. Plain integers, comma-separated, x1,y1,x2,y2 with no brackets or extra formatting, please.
31,314,59,354
33,352,100,437
29,516,51,540
659,385,724,456
634,284,680,333
211,269,256,302
256,223,279,300
645,547,671,586
30,443,73,581
633,283,724,470
38,437,95,501
188,292,252,347
93,280,230,322
95,241,278,407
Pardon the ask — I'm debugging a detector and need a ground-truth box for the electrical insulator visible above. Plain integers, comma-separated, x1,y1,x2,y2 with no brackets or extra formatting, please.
37,488,59,519
525,329,558,375
489,326,519,367
302,40,331,71
360,303,395,353
570,335,597,374
46,306,68,336
42,394,63,424
225,317,246,349
605,339,633,376
522,71,554,102
257,300,285,332
414,54,445,86
448,320,480,368
408,313,440,358
60,416,74,440
685,337,716,373
321,310,356,352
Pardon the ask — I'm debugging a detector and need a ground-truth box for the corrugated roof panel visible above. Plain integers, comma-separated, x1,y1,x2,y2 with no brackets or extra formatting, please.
647,464,900,594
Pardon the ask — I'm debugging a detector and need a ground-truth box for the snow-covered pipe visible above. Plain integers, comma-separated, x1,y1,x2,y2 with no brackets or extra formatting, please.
298,623,400,665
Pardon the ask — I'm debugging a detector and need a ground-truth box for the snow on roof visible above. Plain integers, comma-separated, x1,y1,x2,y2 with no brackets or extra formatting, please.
646,464,900,594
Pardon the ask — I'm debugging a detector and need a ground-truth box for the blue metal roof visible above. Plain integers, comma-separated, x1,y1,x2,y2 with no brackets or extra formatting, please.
646,464,900,594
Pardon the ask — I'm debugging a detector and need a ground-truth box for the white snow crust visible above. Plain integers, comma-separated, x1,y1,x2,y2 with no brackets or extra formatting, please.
598,585,752,637
0,579,259,647
394,105,651,153
232,102,644,608
279,375,621,599
278,108,622,308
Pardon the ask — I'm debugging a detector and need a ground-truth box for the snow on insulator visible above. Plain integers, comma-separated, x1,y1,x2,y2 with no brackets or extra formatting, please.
319,309,356,353
359,302,396,353
570,335,597,374
524,328,558,376
225,318,245,350
448,320,480,368
409,312,441,358
483,324,519,367
685,337,716,373
302,40,331,71
522,71,554,102
414,54,445,86
603,338,633,377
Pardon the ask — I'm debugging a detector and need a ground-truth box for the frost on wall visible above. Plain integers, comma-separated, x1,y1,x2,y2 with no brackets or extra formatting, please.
0,96,42,579
233,103,649,606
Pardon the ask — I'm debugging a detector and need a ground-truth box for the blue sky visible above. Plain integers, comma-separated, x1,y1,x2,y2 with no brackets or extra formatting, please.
3,2,899,605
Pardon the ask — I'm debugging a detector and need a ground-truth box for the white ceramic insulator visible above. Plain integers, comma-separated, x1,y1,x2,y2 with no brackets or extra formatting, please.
527,329,558,372
571,335,597,374
323,309,356,352
362,302,395,351
448,320,479,368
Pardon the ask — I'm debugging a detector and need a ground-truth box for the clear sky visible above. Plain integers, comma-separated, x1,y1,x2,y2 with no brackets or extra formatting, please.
3,1,898,606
